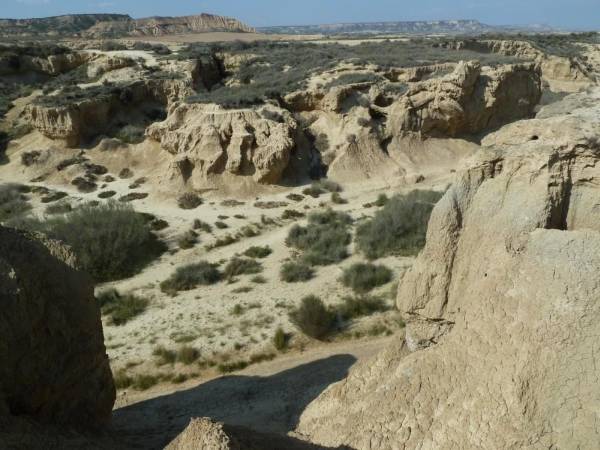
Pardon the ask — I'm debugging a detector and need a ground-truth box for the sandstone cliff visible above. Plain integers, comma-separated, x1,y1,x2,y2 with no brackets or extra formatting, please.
25,77,193,146
296,87,600,449
0,226,115,434
147,103,297,185
447,39,596,89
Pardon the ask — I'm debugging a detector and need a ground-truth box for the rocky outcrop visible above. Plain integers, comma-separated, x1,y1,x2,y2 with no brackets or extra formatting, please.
166,418,328,450
83,13,255,38
0,226,115,430
147,103,297,185
446,39,595,88
0,51,91,76
25,78,193,146
296,88,600,449
386,60,542,137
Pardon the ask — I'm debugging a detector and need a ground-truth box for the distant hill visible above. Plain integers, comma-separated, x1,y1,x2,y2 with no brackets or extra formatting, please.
0,13,255,38
258,20,558,36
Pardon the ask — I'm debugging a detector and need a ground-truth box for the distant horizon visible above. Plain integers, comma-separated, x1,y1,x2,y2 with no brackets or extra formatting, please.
2,0,599,31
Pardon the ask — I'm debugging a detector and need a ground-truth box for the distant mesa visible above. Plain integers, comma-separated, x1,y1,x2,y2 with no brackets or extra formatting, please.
0,12,255,38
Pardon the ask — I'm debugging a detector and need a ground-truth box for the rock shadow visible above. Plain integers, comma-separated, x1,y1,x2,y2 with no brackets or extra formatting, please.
111,354,357,449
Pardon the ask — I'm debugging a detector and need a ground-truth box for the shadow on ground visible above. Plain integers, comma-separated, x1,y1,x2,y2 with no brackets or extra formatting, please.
111,354,357,449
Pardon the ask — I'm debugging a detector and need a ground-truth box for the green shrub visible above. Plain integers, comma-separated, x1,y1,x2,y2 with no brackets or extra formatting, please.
218,360,249,373
302,179,343,198
341,263,393,293
115,125,145,144
289,295,335,340
160,261,222,294
286,209,352,266
251,275,267,284
280,261,314,282
177,192,203,210
0,183,31,222
113,370,133,390
331,192,347,204
178,230,198,249
14,202,165,281
177,346,200,365
153,346,177,366
338,295,389,319
215,221,228,229
356,190,443,259
273,327,288,351
193,219,212,232
97,288,149,325
243,246,272,258
282,209,305,219
223,257,263,279
45,201,72,215
375,193,389,207
132,374,159,391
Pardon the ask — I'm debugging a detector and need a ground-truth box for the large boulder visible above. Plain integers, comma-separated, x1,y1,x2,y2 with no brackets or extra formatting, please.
147,103,297,185
0,226,115,430
296,88,600,449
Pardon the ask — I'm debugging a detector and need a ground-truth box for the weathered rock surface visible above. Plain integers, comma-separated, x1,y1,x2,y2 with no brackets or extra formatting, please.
296,88,600,449
386,60,542,136
83,13,255,38
0,226,114,430
0,51,91,76
25,78,192,146
447,39,596,88
147,104,297,185
166,417,330,450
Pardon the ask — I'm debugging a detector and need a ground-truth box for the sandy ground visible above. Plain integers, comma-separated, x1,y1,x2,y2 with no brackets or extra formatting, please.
111,335,401,449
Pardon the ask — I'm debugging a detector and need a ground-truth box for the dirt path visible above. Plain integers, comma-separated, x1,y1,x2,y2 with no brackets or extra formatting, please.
111,335,400,449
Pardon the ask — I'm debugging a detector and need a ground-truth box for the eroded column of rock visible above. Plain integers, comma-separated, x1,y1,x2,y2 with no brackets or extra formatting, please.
296,88,600,449
0,226,115,431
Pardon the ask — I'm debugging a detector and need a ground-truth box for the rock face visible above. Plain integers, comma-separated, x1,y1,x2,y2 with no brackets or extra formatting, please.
0,226,115,429
25,78,192,146
0,51,91,76
129,14,256,36
296,88,600,449
386,60,542,136
447,39,596,88
147,104,297,185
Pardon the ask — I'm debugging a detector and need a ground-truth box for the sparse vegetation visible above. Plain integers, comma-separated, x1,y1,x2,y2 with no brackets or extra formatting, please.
243,246,272,258
0,183,31,222
177,345,200,365
193,219,212,233
282,209,305,220
280,261,315,282
12,202,165,281
223,257,263,279
289,295,336,340
97,288,149,325
331,192,348,204
153,346,177,366
302,179,342,198
178,230,198,249
356,190,443,259
160,261,222,294
177,192,203,210
341,263,393,293
338,295,389,319
286,209,352,266
273,327,288,351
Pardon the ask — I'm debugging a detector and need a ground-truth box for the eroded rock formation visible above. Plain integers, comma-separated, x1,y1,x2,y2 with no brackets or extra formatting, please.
147,104,297,185
166,417,329,450
0,226,115,432
296,87,600,449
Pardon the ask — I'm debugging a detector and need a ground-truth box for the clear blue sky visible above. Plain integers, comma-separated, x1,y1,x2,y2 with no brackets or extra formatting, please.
3,0,599,30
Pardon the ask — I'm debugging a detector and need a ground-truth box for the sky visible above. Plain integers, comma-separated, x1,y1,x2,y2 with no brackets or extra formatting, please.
3,0,600,30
